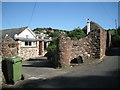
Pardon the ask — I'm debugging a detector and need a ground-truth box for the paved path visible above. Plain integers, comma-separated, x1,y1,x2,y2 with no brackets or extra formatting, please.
2,48,119,88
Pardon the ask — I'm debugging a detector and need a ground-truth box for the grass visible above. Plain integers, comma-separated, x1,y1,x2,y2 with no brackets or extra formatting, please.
55,65,69,69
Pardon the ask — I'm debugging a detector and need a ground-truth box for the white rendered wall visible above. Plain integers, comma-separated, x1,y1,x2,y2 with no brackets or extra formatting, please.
17,28,36,39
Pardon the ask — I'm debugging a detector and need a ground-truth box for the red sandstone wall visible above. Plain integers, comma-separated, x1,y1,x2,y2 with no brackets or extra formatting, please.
108,31,111,48
57,36,72,66
56,28,111,67
100,29,107,58
57,29,101,67
71,29,101,60
1,42,18,60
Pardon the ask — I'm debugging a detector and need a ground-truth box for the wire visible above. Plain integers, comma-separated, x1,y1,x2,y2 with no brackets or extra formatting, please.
28,0,37,27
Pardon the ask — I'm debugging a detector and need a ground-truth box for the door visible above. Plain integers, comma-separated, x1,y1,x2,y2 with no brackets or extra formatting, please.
39,41,42,55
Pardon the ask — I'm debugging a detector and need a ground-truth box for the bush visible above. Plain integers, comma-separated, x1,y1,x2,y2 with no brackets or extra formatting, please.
112,34,120,47
66,27,86,40
46,37,57,60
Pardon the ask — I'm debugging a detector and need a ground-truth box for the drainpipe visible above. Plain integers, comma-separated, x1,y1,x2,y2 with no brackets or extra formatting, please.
87,19,90,35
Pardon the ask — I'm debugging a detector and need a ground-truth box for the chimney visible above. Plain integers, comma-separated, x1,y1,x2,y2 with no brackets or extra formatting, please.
87,19,90,34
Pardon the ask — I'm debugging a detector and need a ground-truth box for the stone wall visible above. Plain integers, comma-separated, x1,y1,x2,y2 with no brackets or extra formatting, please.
108,31,111,48
57,36,72,66
1,37,18,60
100,28,107,58
2,39,45,60
56,28,111,67
1,36,18,85
18,41,40,60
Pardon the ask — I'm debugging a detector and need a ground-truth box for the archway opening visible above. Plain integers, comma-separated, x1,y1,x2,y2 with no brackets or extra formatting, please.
70,58,78,64
70,56,84,65
77,56,84,63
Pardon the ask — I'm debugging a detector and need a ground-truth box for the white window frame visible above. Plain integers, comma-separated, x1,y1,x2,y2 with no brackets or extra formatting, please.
25,41,31,46
21,41,37,47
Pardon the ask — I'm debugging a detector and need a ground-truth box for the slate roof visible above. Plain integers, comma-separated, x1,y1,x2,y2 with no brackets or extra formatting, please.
0,27,28,39
2,36,17,44
82,21,104,34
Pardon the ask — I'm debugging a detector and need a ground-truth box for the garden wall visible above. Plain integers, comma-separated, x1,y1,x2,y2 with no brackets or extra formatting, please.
1,36,18,60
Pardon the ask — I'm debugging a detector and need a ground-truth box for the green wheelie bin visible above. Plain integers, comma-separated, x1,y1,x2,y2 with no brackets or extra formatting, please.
5,56,24,84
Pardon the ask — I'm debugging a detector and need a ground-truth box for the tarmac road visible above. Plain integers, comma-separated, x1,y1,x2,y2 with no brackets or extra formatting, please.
2,48,119,88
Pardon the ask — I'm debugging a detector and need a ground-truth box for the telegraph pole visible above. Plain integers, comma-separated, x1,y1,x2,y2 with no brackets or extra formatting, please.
115,19,117,34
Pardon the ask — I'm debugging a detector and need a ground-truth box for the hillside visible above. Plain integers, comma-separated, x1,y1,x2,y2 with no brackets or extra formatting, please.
33,27,86,40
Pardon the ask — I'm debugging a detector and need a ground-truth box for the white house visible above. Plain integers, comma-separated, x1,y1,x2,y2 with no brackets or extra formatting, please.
1,26,52,60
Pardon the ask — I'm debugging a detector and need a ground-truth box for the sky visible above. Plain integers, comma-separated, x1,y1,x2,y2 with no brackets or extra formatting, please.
2,2,119,31
118,2,120,28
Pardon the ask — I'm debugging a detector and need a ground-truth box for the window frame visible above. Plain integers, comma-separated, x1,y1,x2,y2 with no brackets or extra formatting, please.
21,41,37,47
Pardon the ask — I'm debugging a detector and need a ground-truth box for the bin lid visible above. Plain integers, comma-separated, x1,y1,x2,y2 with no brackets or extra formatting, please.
5,56,23,63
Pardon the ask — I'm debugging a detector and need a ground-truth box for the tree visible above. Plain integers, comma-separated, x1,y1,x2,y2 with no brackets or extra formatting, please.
66,27,85,40
48,32,60,38
48,27,52,30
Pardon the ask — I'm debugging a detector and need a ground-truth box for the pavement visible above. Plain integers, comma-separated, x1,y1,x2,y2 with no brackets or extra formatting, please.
2,48,119,88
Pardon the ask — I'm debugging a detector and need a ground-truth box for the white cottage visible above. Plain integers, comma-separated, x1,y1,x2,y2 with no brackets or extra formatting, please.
1,26,52,60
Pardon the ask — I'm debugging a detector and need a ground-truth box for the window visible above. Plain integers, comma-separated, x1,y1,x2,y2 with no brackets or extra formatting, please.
32,42,36,46
25,41,32,46
21,41,36,47
29,42,31,46
25,42,28,46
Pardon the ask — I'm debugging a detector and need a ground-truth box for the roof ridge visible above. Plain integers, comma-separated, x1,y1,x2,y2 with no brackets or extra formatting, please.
1,26,28,31
90,21,103,29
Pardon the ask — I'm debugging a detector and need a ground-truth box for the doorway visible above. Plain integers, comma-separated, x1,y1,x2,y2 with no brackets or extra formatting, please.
39,41,42,55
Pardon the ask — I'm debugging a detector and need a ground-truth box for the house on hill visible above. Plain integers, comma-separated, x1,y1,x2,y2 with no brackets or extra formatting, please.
1,26,52,60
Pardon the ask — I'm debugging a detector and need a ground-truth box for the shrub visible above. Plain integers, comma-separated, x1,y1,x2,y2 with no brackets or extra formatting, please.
112,34,120,47
46,37,57,60
66,27,86,40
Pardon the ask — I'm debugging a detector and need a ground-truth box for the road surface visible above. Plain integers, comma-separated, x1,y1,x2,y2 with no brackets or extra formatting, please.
2,48,119,88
